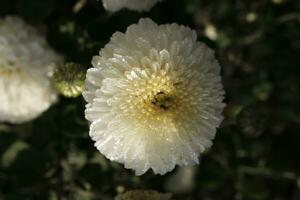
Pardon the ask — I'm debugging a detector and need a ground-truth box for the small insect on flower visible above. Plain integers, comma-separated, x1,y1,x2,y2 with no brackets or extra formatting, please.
83,18,225,175
102,0,163,12
0,16,62,124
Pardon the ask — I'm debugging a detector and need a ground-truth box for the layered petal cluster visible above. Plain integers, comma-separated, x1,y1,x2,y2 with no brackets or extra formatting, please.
0,16,62,124
83,18,225,175
102,0,163,12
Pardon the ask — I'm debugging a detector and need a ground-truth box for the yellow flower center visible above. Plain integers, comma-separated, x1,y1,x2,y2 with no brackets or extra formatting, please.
115,68,204,131
118,72,188,129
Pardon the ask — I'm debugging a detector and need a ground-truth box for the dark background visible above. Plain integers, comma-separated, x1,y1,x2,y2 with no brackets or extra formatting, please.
0,0,300,199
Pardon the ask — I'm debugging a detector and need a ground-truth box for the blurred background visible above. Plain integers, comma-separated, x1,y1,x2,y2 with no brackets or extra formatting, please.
0,0,300,199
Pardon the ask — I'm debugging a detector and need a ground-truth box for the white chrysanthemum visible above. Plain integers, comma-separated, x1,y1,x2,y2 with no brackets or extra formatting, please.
102,0,163,12
0,16,62,124
83,18,225,175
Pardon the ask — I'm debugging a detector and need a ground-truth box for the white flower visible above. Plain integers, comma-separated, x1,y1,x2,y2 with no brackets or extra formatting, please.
102,0,163,12
83,18,225,175
0,16,62,124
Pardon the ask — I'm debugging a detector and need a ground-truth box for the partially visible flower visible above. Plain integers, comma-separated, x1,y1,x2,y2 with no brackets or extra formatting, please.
102,0,163,12
115,190,171,200
165,166,197,193
52,62,85,98
83,18,225,175
0,16,62,124
204,23,218,41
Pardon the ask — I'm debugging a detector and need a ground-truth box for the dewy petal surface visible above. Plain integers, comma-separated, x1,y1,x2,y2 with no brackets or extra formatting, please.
0,16,62,124
83,18,226,175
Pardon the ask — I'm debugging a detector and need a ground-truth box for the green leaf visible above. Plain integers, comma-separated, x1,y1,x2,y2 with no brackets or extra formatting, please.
1,140,29,168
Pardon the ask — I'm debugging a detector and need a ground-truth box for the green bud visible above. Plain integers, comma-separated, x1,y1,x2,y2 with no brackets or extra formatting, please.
52,62,85,98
